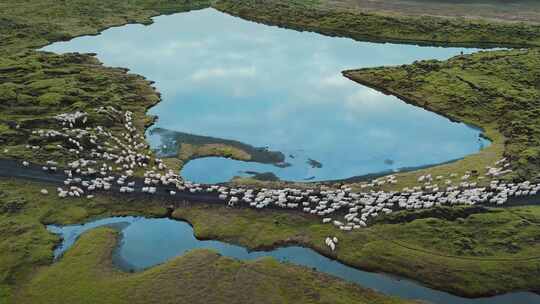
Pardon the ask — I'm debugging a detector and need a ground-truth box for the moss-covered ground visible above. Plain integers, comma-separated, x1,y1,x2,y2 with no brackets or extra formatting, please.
2,0,540,303
0,51,162,166
4,0,540,55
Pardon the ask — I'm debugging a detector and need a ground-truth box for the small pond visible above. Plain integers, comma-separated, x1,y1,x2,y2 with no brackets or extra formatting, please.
43,8,489,183
48,217,539,304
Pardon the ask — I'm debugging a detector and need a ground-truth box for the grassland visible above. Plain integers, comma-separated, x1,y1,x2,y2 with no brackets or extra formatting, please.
162,142,253,174
0,178,170,303
2,177,540,302
0,177,417,303
214,0,540,47
0,51,162,166
2,0,540,303
4,0,540,56
15,227,414,304
173,203,540,297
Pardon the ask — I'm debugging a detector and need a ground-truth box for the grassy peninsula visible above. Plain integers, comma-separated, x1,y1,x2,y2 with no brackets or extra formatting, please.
344,49,540,182
149,128,287,171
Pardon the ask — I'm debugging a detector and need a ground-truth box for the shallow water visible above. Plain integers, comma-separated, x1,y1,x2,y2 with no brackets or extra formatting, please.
48,217,539,304
43,8,490,183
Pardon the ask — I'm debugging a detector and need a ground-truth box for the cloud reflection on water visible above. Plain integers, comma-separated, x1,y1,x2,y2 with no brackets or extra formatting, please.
43,8,488,183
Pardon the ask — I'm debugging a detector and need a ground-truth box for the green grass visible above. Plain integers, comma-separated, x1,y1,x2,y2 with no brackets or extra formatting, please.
151,127,287,169
0,177,170,303
0,51,161,166
2,0,540,180
173,203,540,297
2,0,540,302
0,0,212,55
161,142,254,173
214,0,540,47
14,227,414,304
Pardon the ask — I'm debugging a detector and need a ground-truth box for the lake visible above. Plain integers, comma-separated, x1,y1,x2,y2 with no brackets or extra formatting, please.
43,8,489,183
48,217,539,304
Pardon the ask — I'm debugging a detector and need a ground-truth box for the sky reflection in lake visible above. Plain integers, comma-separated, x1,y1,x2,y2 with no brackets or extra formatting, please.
44,8,488,183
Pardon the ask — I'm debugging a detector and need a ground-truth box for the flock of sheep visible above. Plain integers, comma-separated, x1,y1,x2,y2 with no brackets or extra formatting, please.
23,108,540,252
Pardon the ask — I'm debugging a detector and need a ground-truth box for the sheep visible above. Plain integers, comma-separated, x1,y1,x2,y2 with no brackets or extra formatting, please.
23,109,540,244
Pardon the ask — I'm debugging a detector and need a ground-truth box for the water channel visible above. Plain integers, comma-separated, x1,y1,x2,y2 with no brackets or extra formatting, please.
48,217,539,304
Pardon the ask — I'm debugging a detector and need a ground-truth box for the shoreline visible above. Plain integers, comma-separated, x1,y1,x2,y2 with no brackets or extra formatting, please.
2,1,540,301
46,210,540,299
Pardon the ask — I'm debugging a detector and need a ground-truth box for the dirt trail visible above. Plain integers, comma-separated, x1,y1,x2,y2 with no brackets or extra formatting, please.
0,158,223,205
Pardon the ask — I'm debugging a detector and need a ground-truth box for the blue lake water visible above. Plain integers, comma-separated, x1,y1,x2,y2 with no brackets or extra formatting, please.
48,217,539,304
43,8,489,183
